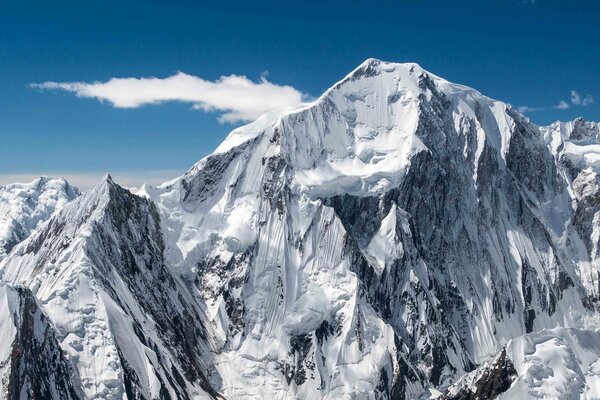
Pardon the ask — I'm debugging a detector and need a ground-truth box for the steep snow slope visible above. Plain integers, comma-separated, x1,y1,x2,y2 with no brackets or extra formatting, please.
1,176,220,400
0,284,79,399
146,147,401,399
0,177,79,260
143,58,600,398
541,118,600,301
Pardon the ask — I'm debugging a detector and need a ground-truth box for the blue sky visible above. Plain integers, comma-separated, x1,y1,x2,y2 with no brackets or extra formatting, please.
0,0,598,188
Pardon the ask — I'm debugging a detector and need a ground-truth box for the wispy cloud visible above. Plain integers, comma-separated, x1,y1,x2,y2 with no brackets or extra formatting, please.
517,105,542,113
570,90,581,105
569,90,594,107
31,72,306,123
518,90,594,114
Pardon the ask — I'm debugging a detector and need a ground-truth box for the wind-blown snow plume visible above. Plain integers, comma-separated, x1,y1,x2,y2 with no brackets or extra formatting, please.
31,72,306,123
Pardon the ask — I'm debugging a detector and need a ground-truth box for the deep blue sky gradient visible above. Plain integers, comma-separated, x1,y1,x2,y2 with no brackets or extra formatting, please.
1,0,598,182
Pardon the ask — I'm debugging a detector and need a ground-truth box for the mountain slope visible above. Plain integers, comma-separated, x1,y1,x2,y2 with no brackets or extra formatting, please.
2,59,600,399
0,177,79,260
1,176,220,399
0,284,79,400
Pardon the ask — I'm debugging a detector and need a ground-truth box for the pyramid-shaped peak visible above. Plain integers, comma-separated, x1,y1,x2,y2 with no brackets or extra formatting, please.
103,173,114,183
83,173,123,203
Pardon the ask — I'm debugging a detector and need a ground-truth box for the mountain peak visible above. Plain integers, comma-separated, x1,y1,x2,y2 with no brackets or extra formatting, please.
33,176,51,186
102,172,114,184
204,58,512,199
332,58,431,94
88,173,118,193
351,58,425,76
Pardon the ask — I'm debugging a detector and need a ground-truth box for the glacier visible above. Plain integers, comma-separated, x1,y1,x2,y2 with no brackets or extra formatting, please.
1,59,600,399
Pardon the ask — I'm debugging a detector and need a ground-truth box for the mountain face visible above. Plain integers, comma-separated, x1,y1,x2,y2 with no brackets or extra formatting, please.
1,59,600,399
0,284,79,400
0,177,79,260
1,176,219,399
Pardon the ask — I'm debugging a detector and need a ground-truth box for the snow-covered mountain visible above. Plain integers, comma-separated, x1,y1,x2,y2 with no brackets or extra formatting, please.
0,284,78,399
1,175,220,399
2,59,600,399
0,177,79,260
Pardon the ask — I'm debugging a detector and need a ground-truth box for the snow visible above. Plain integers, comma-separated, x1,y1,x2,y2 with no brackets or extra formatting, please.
0,285,19,367
0,180,128,399
541,118,600,172
288,60,428,197
365,204,403,274
500,328,600,400
0,177,79,260
0,176,218,399
442,327,600,399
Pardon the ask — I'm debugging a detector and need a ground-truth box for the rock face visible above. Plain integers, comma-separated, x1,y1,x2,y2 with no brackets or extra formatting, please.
0,284,79,400
0,177,79,260
440,348,517,400
2,59,600,399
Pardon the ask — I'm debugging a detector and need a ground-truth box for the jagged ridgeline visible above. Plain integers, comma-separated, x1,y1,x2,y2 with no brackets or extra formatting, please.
1,59,600,399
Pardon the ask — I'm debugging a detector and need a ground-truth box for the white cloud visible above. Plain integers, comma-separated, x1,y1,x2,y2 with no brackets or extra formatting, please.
31,72,306,123
517,105,541,113
570,90,593,107
570,91,593,107
570,90,581,105
518,101,568,113
518,89,595,114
